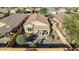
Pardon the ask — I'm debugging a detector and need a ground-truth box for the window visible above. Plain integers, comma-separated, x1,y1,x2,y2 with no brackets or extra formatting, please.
28,28,32,31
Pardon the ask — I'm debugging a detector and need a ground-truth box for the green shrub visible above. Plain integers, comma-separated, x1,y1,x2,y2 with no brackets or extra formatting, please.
16,34,27,45
39,8,47,14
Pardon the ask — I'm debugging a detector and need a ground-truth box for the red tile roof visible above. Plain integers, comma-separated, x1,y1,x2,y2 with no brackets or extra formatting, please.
23,13,50,26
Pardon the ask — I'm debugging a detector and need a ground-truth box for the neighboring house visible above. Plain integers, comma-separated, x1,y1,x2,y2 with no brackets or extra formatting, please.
52,12,72,47
57,8,67,13
25,7,40,13
47,7,57,15
53,12,70,29
0,14,29,28
52,12,70,39
25,7,33,13
2,8,9,14
0,8,7,18
0,14,30,44
53,12,65,29
10,8,18,14
23,13,50,37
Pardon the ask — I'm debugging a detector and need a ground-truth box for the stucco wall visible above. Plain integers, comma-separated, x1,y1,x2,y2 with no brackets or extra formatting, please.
24,24,50,34
34,25,49,30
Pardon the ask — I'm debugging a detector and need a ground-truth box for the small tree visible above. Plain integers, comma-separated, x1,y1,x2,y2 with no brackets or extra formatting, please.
21,8,27,14
48,13,53,19
16,9,21,13
65,9,71,14
4,10,10,17
73,8,78,12
39,8,47,14
16,34,27,45
47,34,54,40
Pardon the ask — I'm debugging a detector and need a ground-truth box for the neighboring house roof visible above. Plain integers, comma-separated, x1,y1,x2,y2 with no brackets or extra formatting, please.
54,12,65,22
47,8,57,15
0,14,28,28
23,13,50,26
54,12,71,23
0,22,6,27
0,14,30,34
0,27,13,34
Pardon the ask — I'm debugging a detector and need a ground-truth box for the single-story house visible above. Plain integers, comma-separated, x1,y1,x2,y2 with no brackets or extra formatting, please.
0,14,30,34
0,14,30,44
10,8,18,14
53,12,65,28
52,12,71,40
23,13,50,37
53,12,70,28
